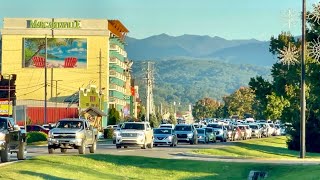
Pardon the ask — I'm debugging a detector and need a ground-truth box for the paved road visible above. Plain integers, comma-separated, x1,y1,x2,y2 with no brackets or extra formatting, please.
4,140,320,165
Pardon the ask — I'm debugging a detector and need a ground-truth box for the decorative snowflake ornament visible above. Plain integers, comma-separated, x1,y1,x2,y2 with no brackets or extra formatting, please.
278,43,300,66
308,37,320,61
282,9,299,30
308,3,320,25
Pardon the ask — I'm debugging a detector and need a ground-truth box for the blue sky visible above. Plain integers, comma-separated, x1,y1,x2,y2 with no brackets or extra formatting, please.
0,0,319,40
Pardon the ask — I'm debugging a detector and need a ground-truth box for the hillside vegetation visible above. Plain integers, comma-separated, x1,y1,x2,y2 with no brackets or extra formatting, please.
132,58,271,106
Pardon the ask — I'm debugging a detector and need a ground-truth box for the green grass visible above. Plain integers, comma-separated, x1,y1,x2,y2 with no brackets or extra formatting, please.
193,136,320,159
1,154,320,180
27,141,47,146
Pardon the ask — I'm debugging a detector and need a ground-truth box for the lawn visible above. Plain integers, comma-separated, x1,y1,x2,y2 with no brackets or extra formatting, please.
1,154,320,180
193,136,320,159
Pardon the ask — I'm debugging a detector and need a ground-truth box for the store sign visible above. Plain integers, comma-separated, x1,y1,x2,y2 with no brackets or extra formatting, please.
79,86,104,110
0,101,12,115
27,20,81,29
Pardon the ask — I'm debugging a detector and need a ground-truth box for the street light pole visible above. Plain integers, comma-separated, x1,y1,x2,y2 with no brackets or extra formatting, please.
44,34,48,125
300,0,306,159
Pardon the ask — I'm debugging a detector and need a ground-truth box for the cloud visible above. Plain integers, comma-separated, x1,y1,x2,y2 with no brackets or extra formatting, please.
67,48,86,53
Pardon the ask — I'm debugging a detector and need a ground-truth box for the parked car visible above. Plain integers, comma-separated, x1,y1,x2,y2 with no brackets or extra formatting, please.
249,124,261,138
268,123,276,136
196,128,209,144
274,124,281,136
116,122,153,149
258,123,271,137
243,124,252,139
207,123,227,142
231,126,242,141
225,125,234,141
237,125,248,140
159,124,175,129
153,128,177,147
204,127,216,143
174,124,198,144
26,124,50,134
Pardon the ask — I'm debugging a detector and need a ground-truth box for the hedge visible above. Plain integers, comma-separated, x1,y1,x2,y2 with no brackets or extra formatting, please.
104,128,114,139
27,131,48,143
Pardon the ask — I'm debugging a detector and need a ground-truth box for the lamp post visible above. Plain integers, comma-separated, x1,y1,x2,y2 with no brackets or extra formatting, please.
300,0,306,159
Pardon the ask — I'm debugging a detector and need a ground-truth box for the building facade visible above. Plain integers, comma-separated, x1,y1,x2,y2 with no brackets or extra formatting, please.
108,20,136,118
0,18,110,125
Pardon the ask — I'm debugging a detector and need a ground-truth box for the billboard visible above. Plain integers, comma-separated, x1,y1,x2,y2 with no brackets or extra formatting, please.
23,38,87,68
0,101,12,115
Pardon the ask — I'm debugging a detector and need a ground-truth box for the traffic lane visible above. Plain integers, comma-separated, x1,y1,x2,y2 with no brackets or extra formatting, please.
25,141,231,160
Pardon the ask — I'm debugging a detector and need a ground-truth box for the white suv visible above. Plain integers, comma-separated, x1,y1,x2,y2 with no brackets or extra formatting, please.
116,122,153,149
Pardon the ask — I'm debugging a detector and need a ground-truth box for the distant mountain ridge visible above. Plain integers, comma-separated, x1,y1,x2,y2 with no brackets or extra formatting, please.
125,34,276,66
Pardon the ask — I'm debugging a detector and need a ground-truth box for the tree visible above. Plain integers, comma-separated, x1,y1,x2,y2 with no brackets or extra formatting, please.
192,98,221,120
168,114,177,125
149,114,160,128
223,87,255,119
108,107,120,125
264,92,290,120
249,76,272,119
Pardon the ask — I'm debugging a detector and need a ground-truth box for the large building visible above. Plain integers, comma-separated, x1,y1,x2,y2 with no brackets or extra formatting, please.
0,18,137,125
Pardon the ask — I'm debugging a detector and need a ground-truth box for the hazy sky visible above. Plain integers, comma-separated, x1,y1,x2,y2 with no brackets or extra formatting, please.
0,0,319,40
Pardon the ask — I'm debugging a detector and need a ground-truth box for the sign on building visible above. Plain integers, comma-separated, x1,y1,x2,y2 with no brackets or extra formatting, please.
79,85,104,111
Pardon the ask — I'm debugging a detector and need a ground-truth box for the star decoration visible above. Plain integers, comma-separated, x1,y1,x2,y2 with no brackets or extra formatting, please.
308,37,320,61
308,3,320,25
278,43,300,66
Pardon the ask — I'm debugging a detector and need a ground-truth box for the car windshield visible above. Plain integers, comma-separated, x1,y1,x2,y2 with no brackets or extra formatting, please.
122,123,145,130
175,125,191,131
56,121,83,129
207,124,221,128
197,129,205,134
154,129,172,134
250,125,258,129
205,128,212,133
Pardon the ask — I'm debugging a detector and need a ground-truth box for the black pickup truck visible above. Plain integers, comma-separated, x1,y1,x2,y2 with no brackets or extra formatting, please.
0,117,27,162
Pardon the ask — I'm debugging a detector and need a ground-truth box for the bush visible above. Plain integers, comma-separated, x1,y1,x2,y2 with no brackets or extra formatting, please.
27,131,48,144
103,128,114,139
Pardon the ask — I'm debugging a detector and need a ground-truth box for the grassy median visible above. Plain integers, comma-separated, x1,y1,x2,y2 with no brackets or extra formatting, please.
193,136,320,159
0,154,320,180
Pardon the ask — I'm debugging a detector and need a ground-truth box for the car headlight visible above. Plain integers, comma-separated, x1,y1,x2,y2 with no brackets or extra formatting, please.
48,131,53,139
198,136,202,138
187,133,193,137
137,132,145,137
0,132,5,141
168,136,173,140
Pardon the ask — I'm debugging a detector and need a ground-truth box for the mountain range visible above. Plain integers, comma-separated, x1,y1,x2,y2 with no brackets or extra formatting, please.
125,34,277,67
126,34,276,107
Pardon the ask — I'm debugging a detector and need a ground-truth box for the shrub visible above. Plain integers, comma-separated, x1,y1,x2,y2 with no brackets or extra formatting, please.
27,131,48,144
103,128,114,139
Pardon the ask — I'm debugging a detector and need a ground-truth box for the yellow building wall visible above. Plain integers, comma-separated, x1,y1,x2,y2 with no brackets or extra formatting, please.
1,34,109,102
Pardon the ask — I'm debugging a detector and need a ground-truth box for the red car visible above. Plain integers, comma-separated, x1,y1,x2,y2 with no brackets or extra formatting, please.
26,125,50,134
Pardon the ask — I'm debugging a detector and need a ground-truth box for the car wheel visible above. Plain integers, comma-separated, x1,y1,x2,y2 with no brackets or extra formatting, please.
116,145,121,149
190,140,194,145
61,148,67,153
48,146,54,154
124,146,128,148
170,143,174,147
17,141,27,160
147,141,153,149
154,144,158,147
0,144,10,162
89,140,97,153
141,140,147,149
78,141,86,154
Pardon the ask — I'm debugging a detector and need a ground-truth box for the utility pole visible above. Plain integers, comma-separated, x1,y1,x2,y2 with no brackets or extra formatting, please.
51,68,53,99
98,49,103,110
300,0,306,159
53,80,62,122
145,62,154,122
8,74,11,117
146,62,150,122
44,34,48,125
